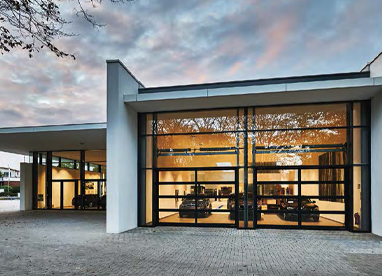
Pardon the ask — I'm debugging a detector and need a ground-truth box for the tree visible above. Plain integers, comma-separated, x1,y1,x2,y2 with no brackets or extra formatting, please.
0,0,133,59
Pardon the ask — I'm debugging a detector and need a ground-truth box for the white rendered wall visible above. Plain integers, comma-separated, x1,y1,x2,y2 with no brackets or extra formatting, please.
20,163,32,211
371,90,382,236
106,60,140,233
368,53,382,78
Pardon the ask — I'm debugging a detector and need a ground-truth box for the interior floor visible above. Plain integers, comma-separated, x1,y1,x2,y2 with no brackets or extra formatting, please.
159,212,344,227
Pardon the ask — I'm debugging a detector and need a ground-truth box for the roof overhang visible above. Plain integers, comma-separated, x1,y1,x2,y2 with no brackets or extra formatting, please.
125,75,382,112
0,123,106,155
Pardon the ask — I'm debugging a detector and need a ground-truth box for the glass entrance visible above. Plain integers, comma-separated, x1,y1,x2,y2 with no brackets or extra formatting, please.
51,180,79,209
252,166,345,228
139,102,371,231
156,167,238,226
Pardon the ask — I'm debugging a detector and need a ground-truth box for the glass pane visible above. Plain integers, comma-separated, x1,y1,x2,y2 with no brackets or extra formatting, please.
61,158,75,169
301,184,344,197
300,197,344,211
257,213,298,226
158,171,195,183
37,164,46,209
301,168,344,182
63,182,75,209
159,197,187,210
145,170,152,225
51,182,61,209
301,214,345,227
156,109,239,134
158,184,193,196
255,129,347,166
157,133,238,168
353,101,369,127
257,169,298,183
353,128,368,165
353,166,369,231
197,211,233,225
159,211,194,224
52,151,81,180
85,150,106,179
197,170,235,183
146,114,153,135
146,136,153,168
254,103,347,130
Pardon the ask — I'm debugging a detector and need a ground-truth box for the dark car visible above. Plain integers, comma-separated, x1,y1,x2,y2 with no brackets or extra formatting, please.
279,199,319,221
227,193,261,221
179,195,212,218
72,194,106,209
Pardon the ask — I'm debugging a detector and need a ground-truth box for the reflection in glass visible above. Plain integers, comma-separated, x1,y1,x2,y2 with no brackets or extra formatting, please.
254,103,347,130
156,109,240,134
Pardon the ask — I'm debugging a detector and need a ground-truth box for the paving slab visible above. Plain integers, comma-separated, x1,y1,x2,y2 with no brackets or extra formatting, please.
0,211,381,276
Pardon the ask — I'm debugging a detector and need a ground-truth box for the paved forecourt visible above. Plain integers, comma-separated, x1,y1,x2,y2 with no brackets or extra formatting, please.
0,211,382,276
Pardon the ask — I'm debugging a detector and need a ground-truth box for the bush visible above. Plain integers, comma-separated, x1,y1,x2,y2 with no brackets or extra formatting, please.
0,186,19,196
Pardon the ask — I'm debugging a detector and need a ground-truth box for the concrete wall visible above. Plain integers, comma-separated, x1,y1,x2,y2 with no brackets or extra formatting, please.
106,60,141,233
20,163,32,211
367,53,382,78
371,90,382,236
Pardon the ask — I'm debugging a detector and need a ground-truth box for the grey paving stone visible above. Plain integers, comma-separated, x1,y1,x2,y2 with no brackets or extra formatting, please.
0,211,381,276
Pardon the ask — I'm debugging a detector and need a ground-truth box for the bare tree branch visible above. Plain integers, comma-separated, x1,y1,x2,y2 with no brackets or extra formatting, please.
0,0,134,59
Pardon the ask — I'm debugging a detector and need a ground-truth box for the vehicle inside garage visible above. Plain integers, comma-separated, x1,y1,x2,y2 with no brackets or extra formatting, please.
138,102,370,231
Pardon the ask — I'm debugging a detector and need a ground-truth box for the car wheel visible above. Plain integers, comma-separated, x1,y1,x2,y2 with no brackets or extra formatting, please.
283,213,287,220
88,202,93,208
313,216,319,222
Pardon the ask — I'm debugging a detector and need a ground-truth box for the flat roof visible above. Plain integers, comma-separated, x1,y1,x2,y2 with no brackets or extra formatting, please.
0,123,106,155
139,71,370,94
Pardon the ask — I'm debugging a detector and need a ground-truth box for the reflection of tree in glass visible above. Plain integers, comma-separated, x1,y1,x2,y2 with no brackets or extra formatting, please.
157,132,238,168
254,108,347,166
157,112,240,134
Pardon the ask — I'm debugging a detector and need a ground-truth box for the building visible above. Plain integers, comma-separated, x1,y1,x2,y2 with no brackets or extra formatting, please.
0,167,20,187
1,52,382,235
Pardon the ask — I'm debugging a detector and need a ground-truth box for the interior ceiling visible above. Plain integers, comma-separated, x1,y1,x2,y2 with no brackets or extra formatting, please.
0,128,106,156
53,150,106,165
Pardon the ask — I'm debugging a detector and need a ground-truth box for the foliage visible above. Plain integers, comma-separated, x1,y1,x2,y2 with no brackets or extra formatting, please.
0,185,20,196
0,0,134,58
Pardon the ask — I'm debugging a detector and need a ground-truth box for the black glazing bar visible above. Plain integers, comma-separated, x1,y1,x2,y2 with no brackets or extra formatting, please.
32,152,38,209
244,108,248,228
152,113,158,226
236,108,240,170
194,169,198,225
158,152,238,157
255,144,345,149
255,149,344,154
346,102,353,231
249,165,350,170
158,181,236,185
298,169,302,227
74,180,78,209
139,125,370,137
156,167,237,171
60,181,63,210
235,168,239,228
256,195,345,199
80,150,85,210
253,167,258,228
97,181,101,210
257,181,345,184
46,152,52,209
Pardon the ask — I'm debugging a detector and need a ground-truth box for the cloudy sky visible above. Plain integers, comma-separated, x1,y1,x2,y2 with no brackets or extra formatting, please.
0,0,382,128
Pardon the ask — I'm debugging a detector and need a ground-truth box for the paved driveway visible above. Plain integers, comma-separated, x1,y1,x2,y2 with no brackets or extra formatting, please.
0,211,382,276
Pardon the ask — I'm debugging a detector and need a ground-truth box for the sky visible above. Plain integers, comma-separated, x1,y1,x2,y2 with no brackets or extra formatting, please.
0,0,382,128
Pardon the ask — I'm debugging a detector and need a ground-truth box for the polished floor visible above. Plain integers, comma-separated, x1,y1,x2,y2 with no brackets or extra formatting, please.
159,212,344,227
